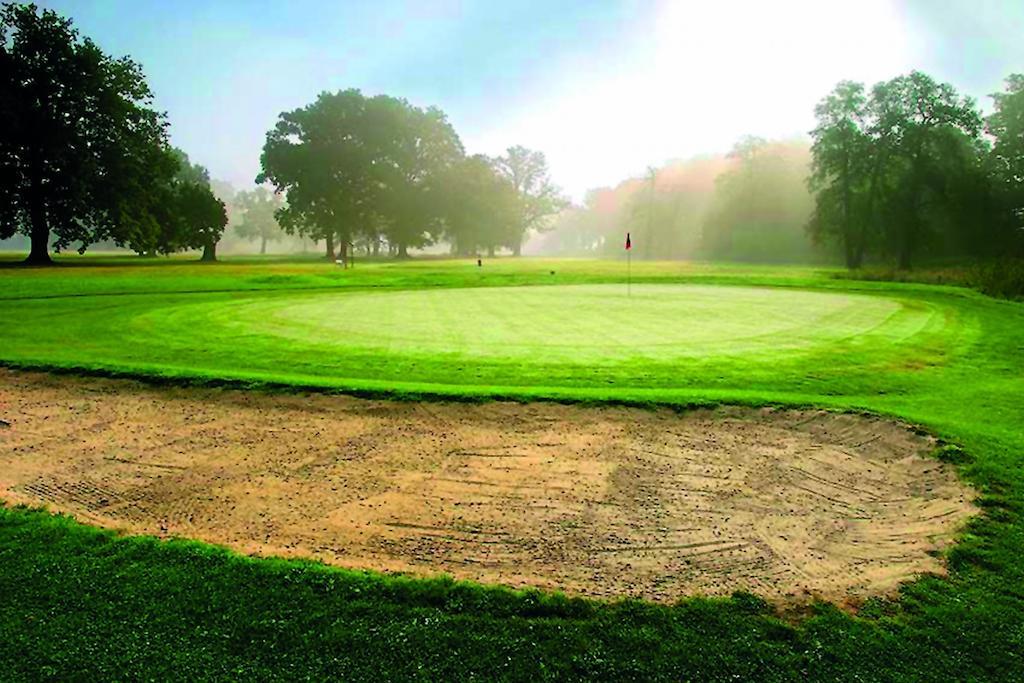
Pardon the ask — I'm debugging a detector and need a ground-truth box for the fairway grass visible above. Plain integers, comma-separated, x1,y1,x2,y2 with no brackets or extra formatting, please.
1,256,1024,679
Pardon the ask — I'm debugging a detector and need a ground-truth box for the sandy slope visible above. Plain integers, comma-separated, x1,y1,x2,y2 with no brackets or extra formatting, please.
0,370,976,603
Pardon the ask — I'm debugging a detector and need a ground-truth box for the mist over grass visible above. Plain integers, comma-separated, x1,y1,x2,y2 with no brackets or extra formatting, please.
532,139,822,264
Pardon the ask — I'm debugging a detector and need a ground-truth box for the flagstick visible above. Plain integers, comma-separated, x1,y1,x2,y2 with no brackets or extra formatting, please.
627,248,631,297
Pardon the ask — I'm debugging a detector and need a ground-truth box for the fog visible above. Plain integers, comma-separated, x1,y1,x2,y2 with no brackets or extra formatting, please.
528,139,825,264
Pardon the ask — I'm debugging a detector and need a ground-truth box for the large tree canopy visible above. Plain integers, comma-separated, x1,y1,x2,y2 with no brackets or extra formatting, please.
258,89,463,260
368,95,464,257
258,89,374,261
0,2,176,263
807,71,988,269
172,151,227,262
868,72,982,269
120,148,227,261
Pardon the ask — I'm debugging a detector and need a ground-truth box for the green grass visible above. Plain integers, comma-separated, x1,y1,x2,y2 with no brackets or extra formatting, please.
2,254,1024,680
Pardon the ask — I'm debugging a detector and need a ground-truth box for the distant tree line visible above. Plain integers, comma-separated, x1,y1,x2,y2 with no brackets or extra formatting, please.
257,90,565,262
540,140,816,264
0,3,226,263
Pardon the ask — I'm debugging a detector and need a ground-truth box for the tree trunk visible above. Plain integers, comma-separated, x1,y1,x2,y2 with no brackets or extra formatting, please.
25,222,52,265
512,242,522,257
372,239,380,257
397,242,409,258
841,154,854,269
844,239,858,270
897,230,913,270
898,250,911,270
848,236,864,270
896,214,917,270
260,235,267,255
25,167,51,265
325,233,335,260
201,242,217,262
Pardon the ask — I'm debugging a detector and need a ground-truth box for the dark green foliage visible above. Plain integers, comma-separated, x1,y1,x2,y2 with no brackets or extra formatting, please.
177,179,229,262
123,149,227,260
0,2,175,264
807,81,872,268
0,4,226,264
968,259,1024,300
257,92,565,261
366,95,464,257
935,444,973,466
810,72,1023,270
987,74,1024,241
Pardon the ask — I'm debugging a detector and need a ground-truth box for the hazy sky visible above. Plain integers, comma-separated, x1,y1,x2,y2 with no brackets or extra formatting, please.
37,0,1024,200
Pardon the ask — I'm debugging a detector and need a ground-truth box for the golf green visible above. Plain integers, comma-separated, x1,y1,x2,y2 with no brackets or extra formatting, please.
136,284,942,366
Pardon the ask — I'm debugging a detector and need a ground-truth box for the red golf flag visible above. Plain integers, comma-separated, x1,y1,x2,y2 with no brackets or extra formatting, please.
625,232,631,250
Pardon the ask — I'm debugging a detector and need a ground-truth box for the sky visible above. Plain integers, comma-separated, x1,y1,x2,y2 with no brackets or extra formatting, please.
36,0,1024,201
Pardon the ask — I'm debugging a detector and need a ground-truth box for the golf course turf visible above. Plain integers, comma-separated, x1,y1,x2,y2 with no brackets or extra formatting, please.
1,255,1023,680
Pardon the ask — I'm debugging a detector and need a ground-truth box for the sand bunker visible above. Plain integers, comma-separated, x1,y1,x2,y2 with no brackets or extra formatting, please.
0,370,976,603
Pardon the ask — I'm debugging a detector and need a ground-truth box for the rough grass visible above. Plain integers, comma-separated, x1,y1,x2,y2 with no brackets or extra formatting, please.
1,254,1024,680
836,258,1024,301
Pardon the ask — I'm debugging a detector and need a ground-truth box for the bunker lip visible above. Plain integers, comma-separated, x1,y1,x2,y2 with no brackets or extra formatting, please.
0,369,977,605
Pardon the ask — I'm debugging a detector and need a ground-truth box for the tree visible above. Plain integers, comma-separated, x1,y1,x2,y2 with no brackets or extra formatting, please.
123,148,226,260
259,89,385,262
808,73,989,269
987,74,1024,250
0,2,174,264
867,72,982,269
808,81,872,268
366,95,464,257
235,187,283,254
438,155,519,256
177,179,228,262
175,152,227,261
258,91,464,260
988,75,1024,189
493,145,566,255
